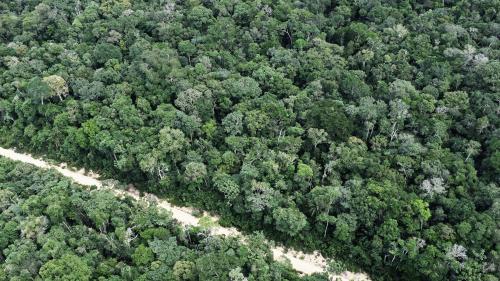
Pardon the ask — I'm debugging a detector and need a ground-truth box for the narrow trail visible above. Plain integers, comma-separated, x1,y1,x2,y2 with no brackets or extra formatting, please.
0,147,369,280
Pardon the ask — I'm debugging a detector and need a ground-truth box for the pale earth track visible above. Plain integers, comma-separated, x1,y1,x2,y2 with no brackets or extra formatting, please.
0,147,369,280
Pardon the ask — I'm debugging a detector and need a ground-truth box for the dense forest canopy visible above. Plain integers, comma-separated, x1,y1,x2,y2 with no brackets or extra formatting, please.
0,0,498,280
0,157,316,280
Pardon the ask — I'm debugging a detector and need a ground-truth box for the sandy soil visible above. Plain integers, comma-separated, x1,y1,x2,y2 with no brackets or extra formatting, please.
0,147,370,280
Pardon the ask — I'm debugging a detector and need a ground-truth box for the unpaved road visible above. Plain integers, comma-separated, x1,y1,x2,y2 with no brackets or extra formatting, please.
0,147,369,280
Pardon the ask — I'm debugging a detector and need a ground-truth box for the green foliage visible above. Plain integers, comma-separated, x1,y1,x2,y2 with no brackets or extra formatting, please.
0,0,498,280
273,207,308,236
39,254,92,281
132,244,154,266
173,260,195,281
0,158,302,280
92,43,122,66
306,101,354,142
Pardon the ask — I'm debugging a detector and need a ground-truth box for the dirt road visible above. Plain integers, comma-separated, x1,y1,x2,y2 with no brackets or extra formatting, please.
0,147,369,280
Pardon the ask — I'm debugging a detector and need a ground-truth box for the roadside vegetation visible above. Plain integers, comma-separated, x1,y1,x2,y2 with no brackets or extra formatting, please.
0,1,498,280
0,157,318,281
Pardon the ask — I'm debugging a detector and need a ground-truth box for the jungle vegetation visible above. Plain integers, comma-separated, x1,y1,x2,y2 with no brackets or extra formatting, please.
0,157,316,281
0,0,498,280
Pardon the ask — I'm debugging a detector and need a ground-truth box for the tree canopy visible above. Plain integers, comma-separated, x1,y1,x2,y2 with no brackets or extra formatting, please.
0,0,498,280
0,157,312,280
